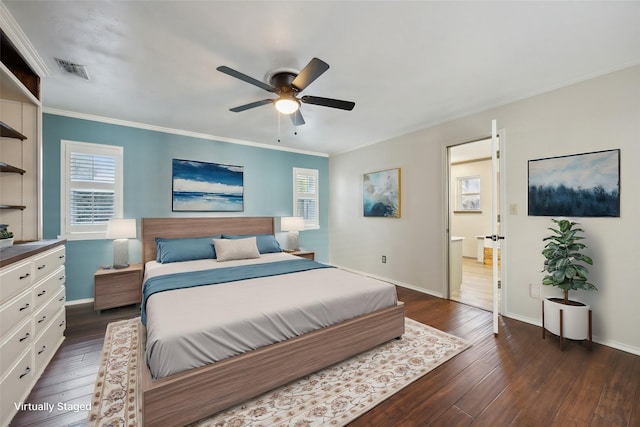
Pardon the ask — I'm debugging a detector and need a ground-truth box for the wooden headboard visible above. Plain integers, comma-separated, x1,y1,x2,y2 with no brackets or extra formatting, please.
141,217,275,264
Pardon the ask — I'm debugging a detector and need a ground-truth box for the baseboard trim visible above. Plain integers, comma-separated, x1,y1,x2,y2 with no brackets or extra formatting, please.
65,297,94,306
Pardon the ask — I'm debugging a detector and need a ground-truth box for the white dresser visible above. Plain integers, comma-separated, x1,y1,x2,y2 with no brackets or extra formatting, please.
0,240,66,427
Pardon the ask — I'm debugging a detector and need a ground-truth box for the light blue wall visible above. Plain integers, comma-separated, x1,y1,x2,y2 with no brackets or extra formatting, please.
43,114,329,301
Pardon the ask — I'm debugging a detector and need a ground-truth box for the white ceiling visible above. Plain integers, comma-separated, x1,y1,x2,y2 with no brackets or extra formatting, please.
3,1,639,156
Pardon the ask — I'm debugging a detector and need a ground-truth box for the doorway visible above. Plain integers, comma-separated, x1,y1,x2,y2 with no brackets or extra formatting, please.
448,138,497,311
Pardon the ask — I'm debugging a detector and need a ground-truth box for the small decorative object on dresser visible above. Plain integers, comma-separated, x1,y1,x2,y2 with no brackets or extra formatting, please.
541,218,597,350
94,263,143,313
0,224,14,248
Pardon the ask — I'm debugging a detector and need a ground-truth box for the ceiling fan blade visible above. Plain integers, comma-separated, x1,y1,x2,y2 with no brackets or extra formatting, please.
229,99,273,112
291,58,329,92
301,95,355,111
290,110,305,126
217,66,275,93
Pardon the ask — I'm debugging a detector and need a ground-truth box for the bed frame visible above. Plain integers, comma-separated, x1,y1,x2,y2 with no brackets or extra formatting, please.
138,217,405,426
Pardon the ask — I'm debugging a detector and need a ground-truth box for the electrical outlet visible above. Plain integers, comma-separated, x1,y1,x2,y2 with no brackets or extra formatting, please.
382,255,386,263
530,283,540,299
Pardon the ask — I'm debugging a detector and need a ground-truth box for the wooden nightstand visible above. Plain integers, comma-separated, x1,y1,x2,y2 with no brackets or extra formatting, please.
289,250,315,260
94,263,143,313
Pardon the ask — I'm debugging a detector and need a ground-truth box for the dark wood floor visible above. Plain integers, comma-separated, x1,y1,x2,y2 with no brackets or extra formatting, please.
10,287,640,426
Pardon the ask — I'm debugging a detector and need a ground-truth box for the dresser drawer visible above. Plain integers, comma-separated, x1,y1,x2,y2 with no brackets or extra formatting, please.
33,266,66,310
33,287,65,337
34,307,65,377
0,348,33,426
0,290,33,338
33,246,66,282
0,261,32,305
0,318,33,374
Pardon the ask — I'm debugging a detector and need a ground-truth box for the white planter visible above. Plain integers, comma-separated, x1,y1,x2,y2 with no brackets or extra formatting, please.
0,237,13,249
543,297,590,340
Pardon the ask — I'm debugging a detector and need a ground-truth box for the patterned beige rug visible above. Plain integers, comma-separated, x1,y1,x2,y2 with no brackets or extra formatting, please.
89,317,470,426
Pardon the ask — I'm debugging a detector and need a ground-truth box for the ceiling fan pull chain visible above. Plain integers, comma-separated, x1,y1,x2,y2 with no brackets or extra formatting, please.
277,111,281,143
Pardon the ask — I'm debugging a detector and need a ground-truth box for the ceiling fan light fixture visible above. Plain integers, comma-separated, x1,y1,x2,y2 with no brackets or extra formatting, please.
274,97,300,115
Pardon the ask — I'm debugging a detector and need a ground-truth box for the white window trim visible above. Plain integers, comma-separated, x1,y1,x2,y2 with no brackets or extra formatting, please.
293,167,319,230
59,140,123,240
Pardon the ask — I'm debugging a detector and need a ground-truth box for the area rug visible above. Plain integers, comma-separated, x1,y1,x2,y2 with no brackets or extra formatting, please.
88,317,470,427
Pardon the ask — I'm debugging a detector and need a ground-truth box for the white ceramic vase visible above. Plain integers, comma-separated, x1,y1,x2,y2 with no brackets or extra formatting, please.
543,297,590,340
0,237,13,249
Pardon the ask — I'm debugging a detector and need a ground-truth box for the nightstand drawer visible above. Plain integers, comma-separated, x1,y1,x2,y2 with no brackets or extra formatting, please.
95,290,141,310
95,271,141,296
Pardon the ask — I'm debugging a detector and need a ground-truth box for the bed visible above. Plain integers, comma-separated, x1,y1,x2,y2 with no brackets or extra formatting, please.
137,217,405,426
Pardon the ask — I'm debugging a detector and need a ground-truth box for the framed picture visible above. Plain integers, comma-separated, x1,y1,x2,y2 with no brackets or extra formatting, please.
528,149,620,217
363,168,401,218
172,159,244,212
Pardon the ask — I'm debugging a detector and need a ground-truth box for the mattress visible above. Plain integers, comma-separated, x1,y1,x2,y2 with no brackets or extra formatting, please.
143,253,398,379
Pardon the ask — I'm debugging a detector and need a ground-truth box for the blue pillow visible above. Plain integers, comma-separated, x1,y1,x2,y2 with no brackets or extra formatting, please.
222,234,282,254
155,235,221,263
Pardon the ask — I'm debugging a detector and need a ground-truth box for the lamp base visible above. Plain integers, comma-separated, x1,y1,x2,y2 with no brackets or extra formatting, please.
113,238,130,269
287,231,300,251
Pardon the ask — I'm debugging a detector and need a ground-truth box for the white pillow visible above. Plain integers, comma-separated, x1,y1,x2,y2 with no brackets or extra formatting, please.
213,237,260,262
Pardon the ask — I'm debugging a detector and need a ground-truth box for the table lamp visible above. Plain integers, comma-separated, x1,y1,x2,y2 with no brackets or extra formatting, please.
280,216,305,251
107,218,136,269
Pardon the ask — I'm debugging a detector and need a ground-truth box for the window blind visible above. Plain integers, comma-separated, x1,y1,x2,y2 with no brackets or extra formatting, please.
293,168,319,228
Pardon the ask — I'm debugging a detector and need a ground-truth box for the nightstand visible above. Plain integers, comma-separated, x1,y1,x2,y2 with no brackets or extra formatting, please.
94,263,143,313
289,250,315,260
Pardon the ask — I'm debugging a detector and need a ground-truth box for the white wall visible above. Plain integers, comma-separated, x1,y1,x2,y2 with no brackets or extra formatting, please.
450,159,492,258
329,65,640,355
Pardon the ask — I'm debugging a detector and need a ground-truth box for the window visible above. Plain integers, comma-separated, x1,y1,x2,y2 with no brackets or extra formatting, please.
457,176,481,211
60,140,123,239
293,167,319,229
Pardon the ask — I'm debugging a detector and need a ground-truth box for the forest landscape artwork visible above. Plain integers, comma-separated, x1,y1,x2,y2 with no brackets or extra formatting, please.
528,149,619,217
172,159,244,211
363,168,401,218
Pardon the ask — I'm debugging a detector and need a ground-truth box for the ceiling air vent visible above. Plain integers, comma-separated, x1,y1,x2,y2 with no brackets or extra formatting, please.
54,58,90,80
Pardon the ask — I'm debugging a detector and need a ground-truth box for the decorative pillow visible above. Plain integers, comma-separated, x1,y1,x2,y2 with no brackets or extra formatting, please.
213,237,261,262
155,235,221,263
222,234,282,254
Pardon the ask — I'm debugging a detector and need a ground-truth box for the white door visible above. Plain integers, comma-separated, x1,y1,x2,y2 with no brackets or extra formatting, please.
488,120,505,335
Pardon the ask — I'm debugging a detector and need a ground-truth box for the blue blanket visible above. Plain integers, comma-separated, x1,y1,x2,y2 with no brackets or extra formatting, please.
141,258,334,325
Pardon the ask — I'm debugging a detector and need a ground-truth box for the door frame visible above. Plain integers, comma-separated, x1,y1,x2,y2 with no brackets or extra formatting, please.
442,128,507,325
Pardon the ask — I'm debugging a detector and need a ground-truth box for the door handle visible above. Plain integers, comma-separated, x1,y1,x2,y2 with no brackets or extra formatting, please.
485,235,505,241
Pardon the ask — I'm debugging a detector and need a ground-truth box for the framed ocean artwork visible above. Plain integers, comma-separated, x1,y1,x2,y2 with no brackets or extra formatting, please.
172,159,244,212
528,149,620,217
363,168,401,218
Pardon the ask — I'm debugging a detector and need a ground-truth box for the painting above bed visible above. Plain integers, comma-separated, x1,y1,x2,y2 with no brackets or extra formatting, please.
528,149,620,217
172,159,244,211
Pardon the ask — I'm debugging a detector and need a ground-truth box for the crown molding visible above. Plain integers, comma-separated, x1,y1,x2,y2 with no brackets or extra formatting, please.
43,107,330,158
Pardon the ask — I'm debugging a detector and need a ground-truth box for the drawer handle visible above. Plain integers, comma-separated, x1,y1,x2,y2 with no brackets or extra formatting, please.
20,273,31,280
37,345,47,355
37,264,46,270
19,366,31,379
58,296,65,302
19,332,31,342
37,290,47,297
59,320,66,327
59,275,65,281
19,303,30,311
38,315,47,324
59,255,65,259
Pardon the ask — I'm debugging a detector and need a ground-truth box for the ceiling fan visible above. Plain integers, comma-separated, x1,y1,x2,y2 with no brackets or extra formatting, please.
216,58,355,126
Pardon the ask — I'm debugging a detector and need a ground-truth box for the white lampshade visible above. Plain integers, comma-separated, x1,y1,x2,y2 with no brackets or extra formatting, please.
281,216,305,232
107,218,137,239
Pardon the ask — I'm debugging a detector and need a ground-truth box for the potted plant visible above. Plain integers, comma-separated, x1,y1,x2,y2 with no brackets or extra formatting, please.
541,218,597,345
0,224,14,249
